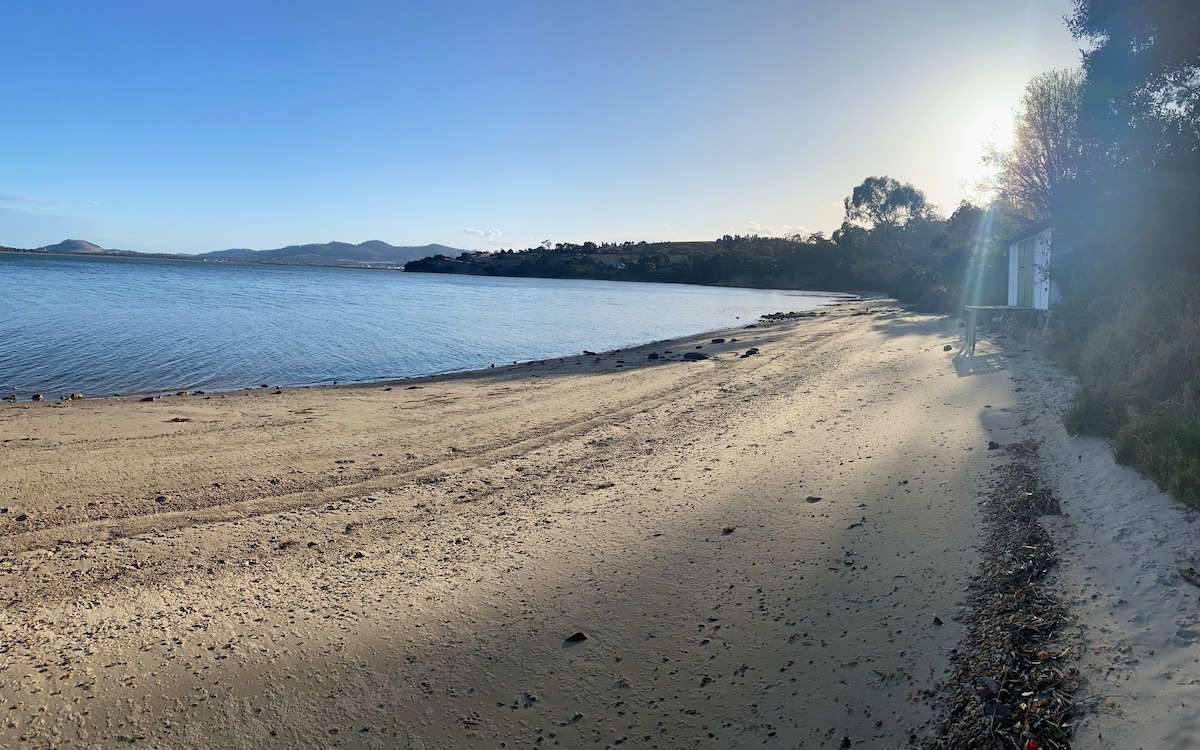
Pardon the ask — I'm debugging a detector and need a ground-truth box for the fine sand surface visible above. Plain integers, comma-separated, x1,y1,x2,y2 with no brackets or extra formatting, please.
1,304,1194,748
1007,345,1200,750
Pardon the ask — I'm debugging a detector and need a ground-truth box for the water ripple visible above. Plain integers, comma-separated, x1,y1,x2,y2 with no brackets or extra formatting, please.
1,252,849,397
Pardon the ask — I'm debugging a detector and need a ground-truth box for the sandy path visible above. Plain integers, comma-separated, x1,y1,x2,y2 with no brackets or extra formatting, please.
1,307,1024,748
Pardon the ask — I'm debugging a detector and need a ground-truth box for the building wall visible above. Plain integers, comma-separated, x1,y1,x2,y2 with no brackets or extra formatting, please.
1007,227,1054,310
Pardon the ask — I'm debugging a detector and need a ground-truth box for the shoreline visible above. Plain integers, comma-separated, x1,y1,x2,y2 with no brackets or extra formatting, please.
2,303,1190,747
3,249,862,400
5,301,856,403
0,309,858,554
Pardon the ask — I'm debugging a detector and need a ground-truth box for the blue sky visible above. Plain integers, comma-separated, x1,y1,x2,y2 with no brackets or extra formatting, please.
2,1,1083,254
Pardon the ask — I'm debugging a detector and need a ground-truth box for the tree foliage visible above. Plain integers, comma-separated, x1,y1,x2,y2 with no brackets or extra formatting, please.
1052,0,1200,310
985,70,1084,219
1068,0,1200,161
843,176,938,229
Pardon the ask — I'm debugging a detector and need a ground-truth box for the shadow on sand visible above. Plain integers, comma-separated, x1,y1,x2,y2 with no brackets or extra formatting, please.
953,353,1006,377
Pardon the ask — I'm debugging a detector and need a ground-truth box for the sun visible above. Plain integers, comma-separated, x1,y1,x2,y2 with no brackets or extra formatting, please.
957,105,1016,188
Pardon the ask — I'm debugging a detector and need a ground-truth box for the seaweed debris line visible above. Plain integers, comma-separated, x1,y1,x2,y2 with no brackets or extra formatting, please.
924,440,1079,750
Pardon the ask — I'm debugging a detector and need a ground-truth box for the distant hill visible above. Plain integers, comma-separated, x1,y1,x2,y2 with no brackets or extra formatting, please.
198,241,462,267
38,239,124,255
16,238,468,268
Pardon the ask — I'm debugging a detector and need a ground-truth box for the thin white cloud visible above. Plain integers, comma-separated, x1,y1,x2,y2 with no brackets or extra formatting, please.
745,221,811,238
464,227,502,240
0,193,64,206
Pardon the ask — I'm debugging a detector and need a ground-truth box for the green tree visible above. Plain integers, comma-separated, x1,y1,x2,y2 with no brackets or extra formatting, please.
843,176,937,229
1053,0,1200,308
843,176,940,284
1069,0,1200,163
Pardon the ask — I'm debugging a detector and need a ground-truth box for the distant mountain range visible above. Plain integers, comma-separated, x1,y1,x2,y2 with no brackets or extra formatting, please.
197,240,460,266
19,239,464,268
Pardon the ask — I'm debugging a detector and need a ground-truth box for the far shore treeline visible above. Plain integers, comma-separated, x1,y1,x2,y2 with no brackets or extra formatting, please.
404,190,1009,314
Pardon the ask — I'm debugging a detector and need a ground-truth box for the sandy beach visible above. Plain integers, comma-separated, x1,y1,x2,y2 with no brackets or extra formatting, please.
2,304,1195,749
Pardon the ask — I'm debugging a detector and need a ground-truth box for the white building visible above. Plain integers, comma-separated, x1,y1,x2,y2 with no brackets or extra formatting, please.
1002,222,1056,310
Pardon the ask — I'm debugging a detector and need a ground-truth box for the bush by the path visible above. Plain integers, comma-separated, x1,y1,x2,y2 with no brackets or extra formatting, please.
1063,275,1200,507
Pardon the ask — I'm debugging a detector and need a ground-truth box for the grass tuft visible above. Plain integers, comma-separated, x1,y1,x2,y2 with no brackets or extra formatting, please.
1062,274,1200,507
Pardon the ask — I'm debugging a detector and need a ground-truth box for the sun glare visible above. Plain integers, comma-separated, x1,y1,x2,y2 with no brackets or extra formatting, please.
957,105,1015,188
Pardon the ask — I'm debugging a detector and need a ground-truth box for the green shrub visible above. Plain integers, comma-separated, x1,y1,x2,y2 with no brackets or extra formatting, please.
1063,274,1200,507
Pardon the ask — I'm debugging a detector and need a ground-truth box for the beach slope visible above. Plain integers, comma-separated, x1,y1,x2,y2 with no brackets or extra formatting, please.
1,307,1032,748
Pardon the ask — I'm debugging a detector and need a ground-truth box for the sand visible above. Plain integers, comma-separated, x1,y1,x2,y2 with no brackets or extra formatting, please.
1006,345,1200,749
1,304,1194,749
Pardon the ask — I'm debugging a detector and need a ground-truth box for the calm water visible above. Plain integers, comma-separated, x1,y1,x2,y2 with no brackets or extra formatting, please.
1,252,850,397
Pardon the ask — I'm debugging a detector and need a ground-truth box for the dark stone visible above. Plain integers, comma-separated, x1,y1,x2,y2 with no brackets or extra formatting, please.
565,631,588,643
15,514,28,522
722,527,735,535
648,352,659,360
141,396,156,402
805,495,822,503
943,344,953,351
711,338,725,344
683,352,709,361
988,441,1002,450
155,495,167,504
582,350,597,356
352,551,365,559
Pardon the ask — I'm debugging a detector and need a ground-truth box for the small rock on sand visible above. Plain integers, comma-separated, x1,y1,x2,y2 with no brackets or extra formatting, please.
805,495,822,503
